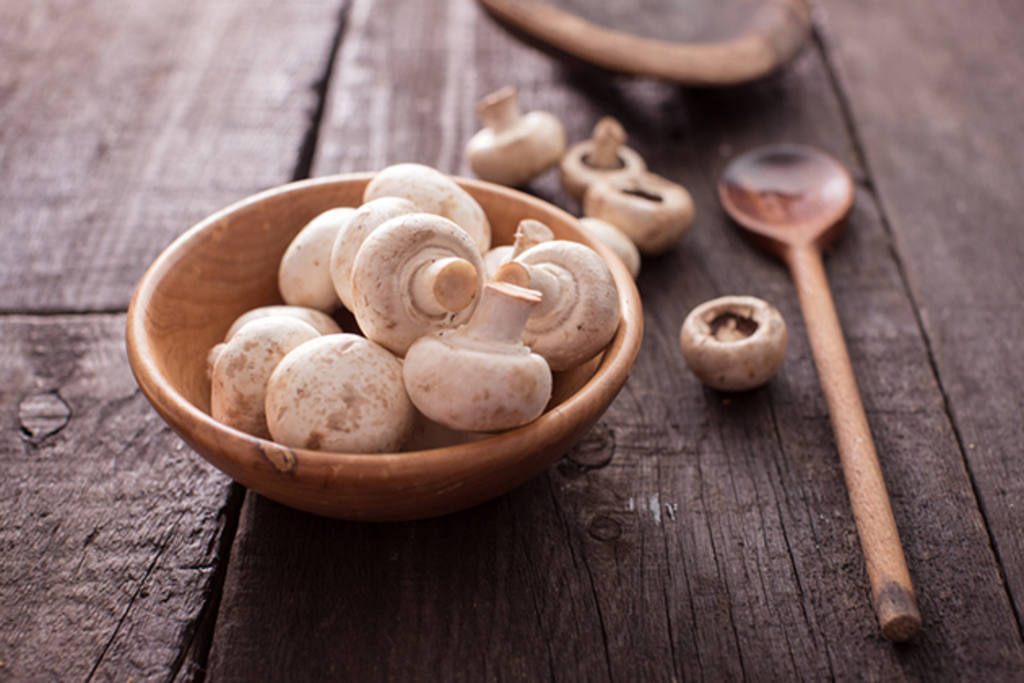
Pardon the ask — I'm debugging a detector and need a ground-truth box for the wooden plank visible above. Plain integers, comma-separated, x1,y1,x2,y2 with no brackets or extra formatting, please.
209,0,1024,678
0,0,345,313
0,315,239,680
815,0,1024,634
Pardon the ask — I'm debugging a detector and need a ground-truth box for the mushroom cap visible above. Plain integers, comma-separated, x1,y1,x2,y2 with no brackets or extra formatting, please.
560,140,647,201
583,172,694,255
278,207,356,311
363,163,492,253
330,196,418,311
514,240,621,371
679,295,788,392
482,218,556,278
579,217,641,279
351,212,485,356
484,245,515,278
466,111,566,187
210,317,321,439
265,334,416,453
224,305,343,341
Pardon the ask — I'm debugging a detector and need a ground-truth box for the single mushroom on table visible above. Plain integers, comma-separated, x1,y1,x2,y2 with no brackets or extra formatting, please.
495,236,620,371
584,171,694,255
560,117,647,201
265,333,417,453
363,163,492,253
483,218,554,278
351,212,486,356
209,317,322,439
465,86,566,187
278,207,356,311
403,280,552,432
679,295,788,392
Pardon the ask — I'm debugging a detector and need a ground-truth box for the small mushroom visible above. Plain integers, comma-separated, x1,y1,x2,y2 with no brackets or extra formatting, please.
224,305,343,341
583,172,694,255
560,117,647,201
495,238,620,371
363,163,491,253
351,213,485,356
482,218,554,278
329,196,418,311
465,86,566,187
579,217,641,279
279,208,357,311
210,317,322,438
403,281,552,432
679,295,788,392
265,334,416,453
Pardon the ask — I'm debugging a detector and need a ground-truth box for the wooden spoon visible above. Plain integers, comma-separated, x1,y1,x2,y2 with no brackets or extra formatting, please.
719,144,921,642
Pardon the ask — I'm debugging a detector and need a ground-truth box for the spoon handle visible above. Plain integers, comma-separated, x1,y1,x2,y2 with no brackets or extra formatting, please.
785,245,921,641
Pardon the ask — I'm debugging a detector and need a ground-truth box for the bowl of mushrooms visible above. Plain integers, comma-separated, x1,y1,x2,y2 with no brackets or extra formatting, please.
126,167,642,521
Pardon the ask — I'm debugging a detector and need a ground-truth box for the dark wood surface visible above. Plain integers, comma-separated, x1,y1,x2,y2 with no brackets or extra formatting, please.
2,0,1022,680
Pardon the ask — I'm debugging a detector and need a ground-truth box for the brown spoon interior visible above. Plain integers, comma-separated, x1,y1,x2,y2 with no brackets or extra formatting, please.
718,143,855,258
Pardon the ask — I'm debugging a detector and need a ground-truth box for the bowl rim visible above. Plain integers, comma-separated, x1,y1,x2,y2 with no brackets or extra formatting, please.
126,173,643,487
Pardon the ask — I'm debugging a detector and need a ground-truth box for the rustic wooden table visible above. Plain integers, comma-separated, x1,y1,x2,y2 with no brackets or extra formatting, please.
3,1,1023,680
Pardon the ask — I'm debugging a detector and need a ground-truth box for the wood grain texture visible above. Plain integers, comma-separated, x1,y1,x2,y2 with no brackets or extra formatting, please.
0,316,238,680
0,0,346,313
207,0,1024,679
816,0,1024,635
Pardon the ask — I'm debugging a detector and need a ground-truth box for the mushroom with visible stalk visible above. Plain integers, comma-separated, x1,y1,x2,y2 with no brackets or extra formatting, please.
224,305,343,341
351,213,485,356
210,317,321,439
584,172,694,255
363,163,491,253
483,218,554,278
266,334,416,453
465,86,566,187
404,281,552,432
330,196,418,311
560,117,647,201
679,295,788,392
279,208,356,311
579,217,641,279
494,238,620,371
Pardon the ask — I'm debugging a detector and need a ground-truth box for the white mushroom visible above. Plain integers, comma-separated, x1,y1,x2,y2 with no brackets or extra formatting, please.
224,305,343,341
679,295,788,392
363,163,492,253
579,217,641,279
560,117,647,201
210,317,321,439
465,86,566,187
482,218,554,278
278,208,356,311
583,172,695,255
351,213,485,356
329,196,418,311
495,238,620,371
403,281,552,432
265,334,416,453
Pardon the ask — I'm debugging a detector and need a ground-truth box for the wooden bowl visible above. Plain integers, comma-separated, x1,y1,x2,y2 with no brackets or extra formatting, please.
126,174,643,521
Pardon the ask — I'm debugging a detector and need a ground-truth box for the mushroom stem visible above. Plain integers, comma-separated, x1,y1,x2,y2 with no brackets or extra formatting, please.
589,117,627,169
476,86,521,135
463,281,542,346
510,219,555,259
410,257,479,315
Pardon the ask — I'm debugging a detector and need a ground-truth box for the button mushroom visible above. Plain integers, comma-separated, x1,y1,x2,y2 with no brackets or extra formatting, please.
679,295,788,392
265,334,416,453
483,218,554,278
583,172,694,255
279,208,357,311
351,212,485,356
329,196,418,311
210,317,322,438
560,117,647,201
579,217,641,279
495,238,620,371
224,305,343,341
465,86,566,187
403,281,552,432
363,163,491,253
